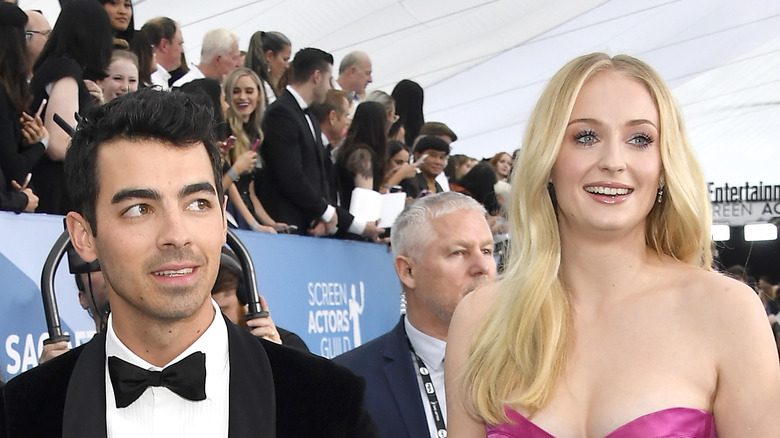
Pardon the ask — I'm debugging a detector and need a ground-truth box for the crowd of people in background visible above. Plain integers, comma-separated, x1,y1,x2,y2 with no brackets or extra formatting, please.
2,2,780,437
1,0,776,339
0,0,518,246
0,0,777,342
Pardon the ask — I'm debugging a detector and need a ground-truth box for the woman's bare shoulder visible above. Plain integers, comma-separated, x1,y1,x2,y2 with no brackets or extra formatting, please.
676,266,770,350
461,281,501,318
449,281,501,340
680,267,761,312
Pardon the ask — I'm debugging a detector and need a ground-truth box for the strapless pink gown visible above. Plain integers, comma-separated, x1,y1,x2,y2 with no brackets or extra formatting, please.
487,406,717,438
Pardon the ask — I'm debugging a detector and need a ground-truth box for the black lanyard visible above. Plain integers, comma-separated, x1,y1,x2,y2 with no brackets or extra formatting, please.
404,328,447,437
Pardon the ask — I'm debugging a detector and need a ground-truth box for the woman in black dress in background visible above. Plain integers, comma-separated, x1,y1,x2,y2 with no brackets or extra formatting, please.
29,1,113,214
0,3,46,212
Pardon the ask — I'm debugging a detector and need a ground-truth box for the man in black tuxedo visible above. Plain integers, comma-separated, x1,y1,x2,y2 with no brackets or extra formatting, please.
1,88,378,438
257,48,379,239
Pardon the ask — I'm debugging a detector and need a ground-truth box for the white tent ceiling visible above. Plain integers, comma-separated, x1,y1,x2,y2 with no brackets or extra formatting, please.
20,0,780,185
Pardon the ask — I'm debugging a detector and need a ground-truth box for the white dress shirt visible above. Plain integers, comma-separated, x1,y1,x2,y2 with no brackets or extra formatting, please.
404,317,447,438
436,171,451,192
171,64,205,88
105,300,230,438
150,64,171,91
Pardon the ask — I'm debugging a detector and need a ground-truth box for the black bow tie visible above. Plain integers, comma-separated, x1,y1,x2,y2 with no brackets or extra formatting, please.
108,351,207,408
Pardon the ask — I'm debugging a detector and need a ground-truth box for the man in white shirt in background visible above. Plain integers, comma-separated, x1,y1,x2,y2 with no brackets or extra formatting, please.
336,51,373,101
172,28,241,87
141,17,184,90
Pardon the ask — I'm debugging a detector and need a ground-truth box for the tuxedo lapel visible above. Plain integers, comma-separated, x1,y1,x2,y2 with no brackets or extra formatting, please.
383,319,428,436
63,332,108,438
281,90,329,196
60,318,277,438
225,315,276,438
311,119,330,194
280,90,316,150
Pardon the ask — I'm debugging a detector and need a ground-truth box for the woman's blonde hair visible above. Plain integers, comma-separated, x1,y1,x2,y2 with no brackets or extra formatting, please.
223,67,265,161
462,53,713,423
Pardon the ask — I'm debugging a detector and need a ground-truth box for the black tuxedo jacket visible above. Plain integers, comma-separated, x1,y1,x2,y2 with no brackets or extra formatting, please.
0,380,5,438
1,315,379,438
258,89,355,236
334,316,429,438
257,89,331,234
400,173,443,200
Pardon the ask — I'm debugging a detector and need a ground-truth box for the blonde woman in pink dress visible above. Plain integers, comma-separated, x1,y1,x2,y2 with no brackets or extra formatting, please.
445,53,780,438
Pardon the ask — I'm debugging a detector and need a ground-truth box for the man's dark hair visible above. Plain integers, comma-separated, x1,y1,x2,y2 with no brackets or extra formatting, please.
140,16,177,46
65,88,223,235
289,47,333,84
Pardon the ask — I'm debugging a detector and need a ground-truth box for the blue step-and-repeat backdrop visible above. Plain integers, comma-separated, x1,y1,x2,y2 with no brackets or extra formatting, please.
0,211,401,382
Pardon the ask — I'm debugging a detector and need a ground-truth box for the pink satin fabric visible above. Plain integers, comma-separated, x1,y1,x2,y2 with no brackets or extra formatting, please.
487,406,717,438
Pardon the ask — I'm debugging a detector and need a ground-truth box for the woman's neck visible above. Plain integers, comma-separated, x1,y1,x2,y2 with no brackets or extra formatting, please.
559,226,654,303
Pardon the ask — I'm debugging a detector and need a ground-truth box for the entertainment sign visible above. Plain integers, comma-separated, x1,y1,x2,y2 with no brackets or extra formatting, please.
709,182,780,226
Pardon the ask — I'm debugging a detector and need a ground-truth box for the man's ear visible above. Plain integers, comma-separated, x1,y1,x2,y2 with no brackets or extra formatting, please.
312,69,321,85
77,290,90,311
66,211,98,263
394,255,416,291
328,109,337,125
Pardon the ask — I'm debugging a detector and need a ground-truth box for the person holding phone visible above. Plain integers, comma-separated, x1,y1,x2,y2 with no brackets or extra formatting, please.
2,88,380,438
0,3,45,213
222,67,287,233
28,0,113,214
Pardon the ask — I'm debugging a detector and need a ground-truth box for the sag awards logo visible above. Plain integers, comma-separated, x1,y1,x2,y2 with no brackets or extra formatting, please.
307,281,365,358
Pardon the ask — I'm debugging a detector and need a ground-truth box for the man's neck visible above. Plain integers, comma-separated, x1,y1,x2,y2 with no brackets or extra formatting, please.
157,55,179,72
289,84,314,106
110,302,215,367
336,77,348,91
405,308,448,341
198,63,222,82
322,126,340,146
